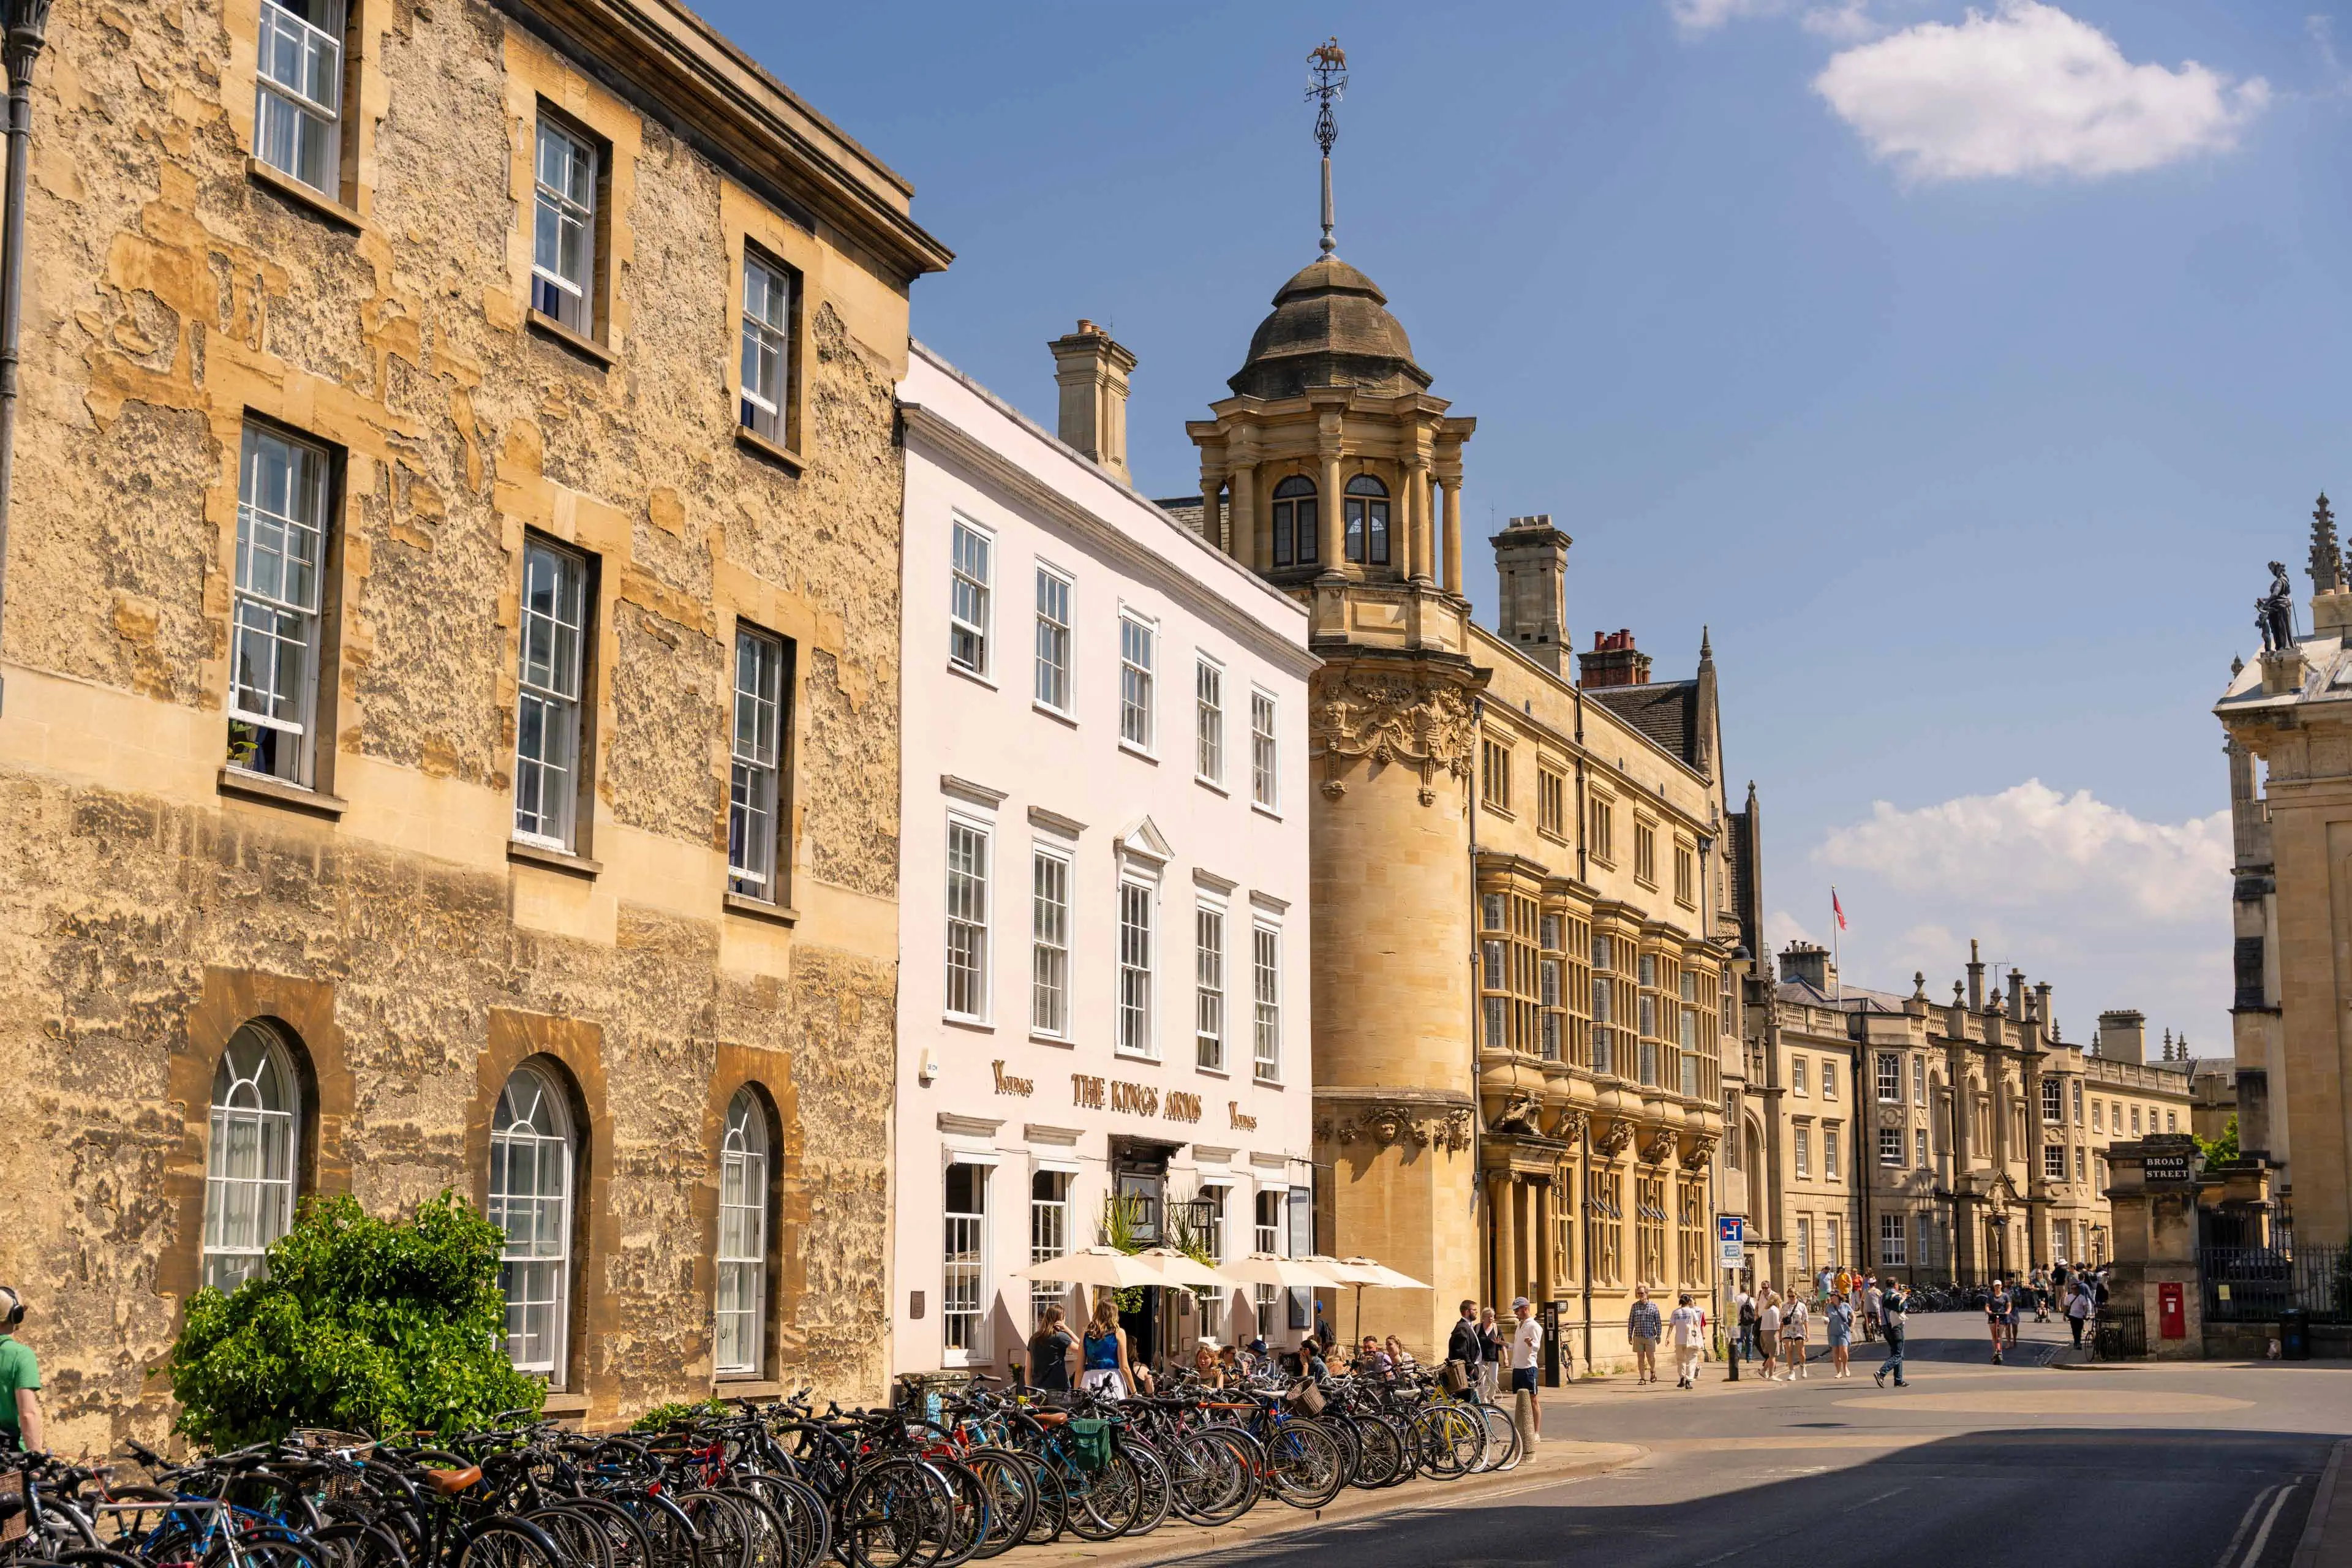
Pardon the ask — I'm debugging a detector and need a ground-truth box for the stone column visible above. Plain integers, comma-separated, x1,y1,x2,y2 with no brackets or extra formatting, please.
1200,471,1225,556
1430,475,1449,592
1536,1178,1556,1306
1231,464,1258,572
1403,453,1430,582
1320,446,1344,572
1487,1173,1511,1311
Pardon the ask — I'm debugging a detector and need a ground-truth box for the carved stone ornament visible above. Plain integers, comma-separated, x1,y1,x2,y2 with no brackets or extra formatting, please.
1640,1128,1677,1167
1684,1136,1717,1170
1879,1105,1905,1128
1318,1101,1474,1154
1321,779,1347,800
1311,672,1477,791
1594,1119,1634,1158
1488,1090,1544,1136
1550,1107,1590,1147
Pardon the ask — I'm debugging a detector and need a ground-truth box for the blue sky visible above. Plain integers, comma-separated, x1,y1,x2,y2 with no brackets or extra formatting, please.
707,0,2350,1052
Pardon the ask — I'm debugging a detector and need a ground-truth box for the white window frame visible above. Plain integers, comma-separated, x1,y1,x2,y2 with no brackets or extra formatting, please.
531,116,597,334
728,625,786,899
941,1161,990,1366
513,538,588,852
739,252,794,443
1879,1212,1906,1267
1914,1055,1928,1107
2043,1143,2065,1181
949,518,993,677
202,1022,301,1292
1034,564,1072,714
1251,919,1283,1083
1822,1060,1839,1101
1877,1053,1901,1104
1824,1125,1841,1182
1195,900,1226,1072
1195,655,1225,785
1878,1126,1901,1167
1793,1124,1811,1179
1030,1167,1072,1329
1117,873,1158,1059
489,1064,575,1381
1791,1057,1807,1096
1120,611,1156,753
715,1089,769,1376
1250,688,1280,812
1917,1128,1929,1167
254,0,345,195
1253,1188,1283,1338
228,424,331,788
1030,843,1071,1038
944,813,993,1023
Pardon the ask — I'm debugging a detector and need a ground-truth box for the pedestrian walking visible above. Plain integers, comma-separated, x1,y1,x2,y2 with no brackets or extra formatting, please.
1756,1290,1782,1381
1736,1286,1758,1363
1862,1278,1883,1344
2003,1281,2022,1349
1985,1279,2010,1365
1510,1295,1545,1437
1825,1291,1855,1378
2066,1283,2092,1348
1779,1290,1811,1378
1668,1292,1706,1389
1479,1306,1505,1400
1628,1284,1663,1384
1874,1280,1910,1389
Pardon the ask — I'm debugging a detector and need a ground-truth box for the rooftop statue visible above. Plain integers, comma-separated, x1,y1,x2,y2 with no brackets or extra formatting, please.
2259,560,2294,652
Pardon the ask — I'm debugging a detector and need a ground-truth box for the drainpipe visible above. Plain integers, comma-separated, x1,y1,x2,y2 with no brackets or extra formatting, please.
0,0,53,717
1467,696,1483,1310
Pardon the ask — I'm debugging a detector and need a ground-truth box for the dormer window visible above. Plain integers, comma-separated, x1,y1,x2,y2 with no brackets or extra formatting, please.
1269,476,1318,568
1343,474,1389,566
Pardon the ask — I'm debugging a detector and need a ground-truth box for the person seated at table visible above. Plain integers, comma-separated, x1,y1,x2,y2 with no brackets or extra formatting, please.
1191,1343,1225,1388
1357,1335,1393,1376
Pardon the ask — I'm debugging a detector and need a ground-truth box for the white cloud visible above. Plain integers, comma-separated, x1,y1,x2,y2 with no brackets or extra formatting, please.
1816,779,2230,922
1812,1,2269,181
1670,0,1788,34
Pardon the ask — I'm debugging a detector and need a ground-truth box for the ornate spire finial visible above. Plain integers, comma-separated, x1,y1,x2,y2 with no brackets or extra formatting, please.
2314,493,2345,595
1306,38,1347,258
1700,625,1714,663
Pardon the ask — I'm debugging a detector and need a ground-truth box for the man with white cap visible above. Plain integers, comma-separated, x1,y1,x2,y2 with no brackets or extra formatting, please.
1509,1295,1545,1436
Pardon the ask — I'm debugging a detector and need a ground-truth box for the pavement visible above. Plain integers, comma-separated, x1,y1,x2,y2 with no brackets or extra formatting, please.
1055,1311,2352,1567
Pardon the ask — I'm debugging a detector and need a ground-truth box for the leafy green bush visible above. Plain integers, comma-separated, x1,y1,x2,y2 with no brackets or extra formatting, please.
630,1396,727,1432
167,1191,543,1449
2197,1114,2241,1168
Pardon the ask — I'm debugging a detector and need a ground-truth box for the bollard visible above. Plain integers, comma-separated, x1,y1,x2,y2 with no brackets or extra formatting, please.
1514,1385,1539,1449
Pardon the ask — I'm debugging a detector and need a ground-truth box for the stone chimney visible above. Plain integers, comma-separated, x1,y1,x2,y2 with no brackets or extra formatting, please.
1578,629,1650,689
1490,514,1572,675
1047,320,1136,484
1966,938,1985,1012
2098,1008,2147,1065
1778,940,1836,995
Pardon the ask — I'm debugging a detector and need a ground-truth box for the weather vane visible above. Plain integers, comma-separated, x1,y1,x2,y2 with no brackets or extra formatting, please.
1306,37,1347,257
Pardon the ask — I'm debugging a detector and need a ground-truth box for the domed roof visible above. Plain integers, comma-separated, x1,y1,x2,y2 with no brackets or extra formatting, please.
1228,256,1432,401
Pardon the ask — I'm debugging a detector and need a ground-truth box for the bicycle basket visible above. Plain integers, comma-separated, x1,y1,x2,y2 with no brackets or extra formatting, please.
1066,1417,1114,1473
293,1428,378,1461
1282,1380,1327,1416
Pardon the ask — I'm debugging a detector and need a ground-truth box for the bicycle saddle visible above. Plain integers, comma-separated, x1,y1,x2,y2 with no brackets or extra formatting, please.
423,1466,483,1495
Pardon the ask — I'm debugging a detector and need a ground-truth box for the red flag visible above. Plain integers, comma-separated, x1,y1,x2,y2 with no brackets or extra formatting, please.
1833,889,1847,931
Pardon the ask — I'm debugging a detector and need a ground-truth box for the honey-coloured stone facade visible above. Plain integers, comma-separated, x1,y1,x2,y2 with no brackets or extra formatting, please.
0,0,945,1448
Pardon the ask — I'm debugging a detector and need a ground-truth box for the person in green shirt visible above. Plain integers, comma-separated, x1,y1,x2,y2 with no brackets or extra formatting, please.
0,1288,43,1453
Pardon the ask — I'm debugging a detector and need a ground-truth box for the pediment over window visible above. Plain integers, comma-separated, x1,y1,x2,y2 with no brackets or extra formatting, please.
1118,815,1173,868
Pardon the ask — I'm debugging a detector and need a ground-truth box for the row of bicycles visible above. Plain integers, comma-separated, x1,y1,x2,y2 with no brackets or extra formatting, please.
0,1368,1525,1568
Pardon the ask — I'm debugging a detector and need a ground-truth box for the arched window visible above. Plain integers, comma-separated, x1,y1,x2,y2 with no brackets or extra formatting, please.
1268,475,1317,568
1343,473,1389,566
715,1088,772,1376
202,1022,301,1292
489,1063,575,1378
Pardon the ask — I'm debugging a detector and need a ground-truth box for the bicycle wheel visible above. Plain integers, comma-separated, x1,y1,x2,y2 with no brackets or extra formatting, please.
1477,1403,1523,1474
956,1450,1034,1561
1164,1431,1256,1528
524,1507,616,1568
309,1520,413,1568
733,1474,828,1568
672,1491,753,1568
837,1460,940,1568
453,1520,564,1568
715,1491,788,1568
1118,1442,1170,1538
1060,1452,1140,1543
56,1551,148,1568
1409,1404,1483,1479
1015,1459,1065,1547
1262,1420,1346,1511
559,1496,656,1568
1344,1414,1403,1490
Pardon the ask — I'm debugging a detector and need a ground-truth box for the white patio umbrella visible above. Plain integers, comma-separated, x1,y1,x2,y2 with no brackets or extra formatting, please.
1324,1254,1431,1347
1010,1245,1169,1289
1131,1247,1232,1289
1219,1253,1351,1291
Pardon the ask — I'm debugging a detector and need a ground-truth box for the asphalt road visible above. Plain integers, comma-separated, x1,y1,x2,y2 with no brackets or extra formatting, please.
1178,1313,2352,1568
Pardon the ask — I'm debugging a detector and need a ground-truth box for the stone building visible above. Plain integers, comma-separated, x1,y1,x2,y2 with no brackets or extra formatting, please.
1175,230,1746,1370
0,0,946,1446
889,333,1316,1384
1741,943,2195,1289
2214,499,2352,1248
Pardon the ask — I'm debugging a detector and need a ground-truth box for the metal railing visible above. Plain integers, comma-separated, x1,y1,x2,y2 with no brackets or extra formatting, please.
2091,1303,2147,1360
2200,1243,2351,1324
